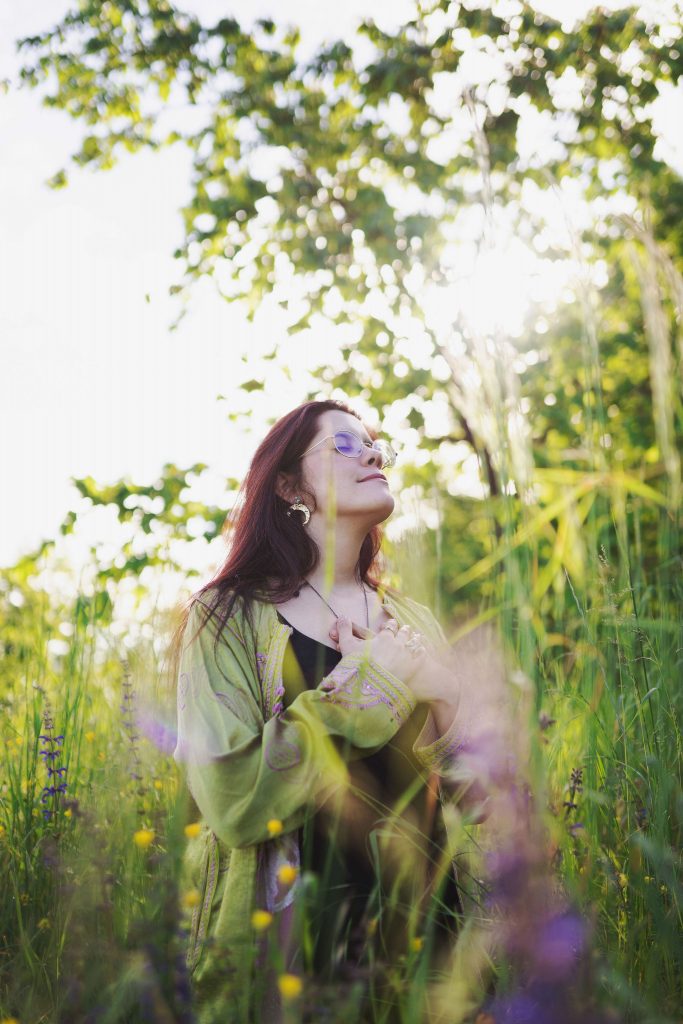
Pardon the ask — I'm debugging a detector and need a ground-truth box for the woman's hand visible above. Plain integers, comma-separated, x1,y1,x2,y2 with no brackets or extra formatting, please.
329,616,458,707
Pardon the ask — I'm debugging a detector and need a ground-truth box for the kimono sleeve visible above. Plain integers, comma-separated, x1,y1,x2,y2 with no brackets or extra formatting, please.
407,601,493,821
173,601,418,849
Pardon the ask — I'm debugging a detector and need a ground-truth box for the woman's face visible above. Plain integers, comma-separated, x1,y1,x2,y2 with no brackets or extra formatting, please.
298,410,395,526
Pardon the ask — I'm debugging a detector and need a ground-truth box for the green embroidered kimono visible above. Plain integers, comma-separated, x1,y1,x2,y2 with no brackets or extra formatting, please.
173,583,474,1023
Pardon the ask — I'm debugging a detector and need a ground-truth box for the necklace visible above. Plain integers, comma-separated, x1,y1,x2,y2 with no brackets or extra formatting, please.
300,579,369,629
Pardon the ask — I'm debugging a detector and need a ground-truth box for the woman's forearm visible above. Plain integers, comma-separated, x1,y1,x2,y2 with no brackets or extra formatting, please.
429,696,459,737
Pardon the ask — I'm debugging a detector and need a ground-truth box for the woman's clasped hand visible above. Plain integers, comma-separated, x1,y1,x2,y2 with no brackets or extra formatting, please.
328,615,458,707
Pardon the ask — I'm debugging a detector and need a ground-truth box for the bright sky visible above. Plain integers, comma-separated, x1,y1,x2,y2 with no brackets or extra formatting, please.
1,0,681,588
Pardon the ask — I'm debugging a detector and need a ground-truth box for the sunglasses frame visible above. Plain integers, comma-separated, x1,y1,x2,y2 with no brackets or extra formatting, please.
301,429,397,468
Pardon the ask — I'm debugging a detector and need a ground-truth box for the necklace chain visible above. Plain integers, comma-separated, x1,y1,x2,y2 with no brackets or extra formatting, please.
303,579,369,629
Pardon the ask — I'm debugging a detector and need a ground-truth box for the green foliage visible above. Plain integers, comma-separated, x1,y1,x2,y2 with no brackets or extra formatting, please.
5,1,683,1019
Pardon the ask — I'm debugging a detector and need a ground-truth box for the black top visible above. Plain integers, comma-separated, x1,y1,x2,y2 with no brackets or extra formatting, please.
275,610,461,971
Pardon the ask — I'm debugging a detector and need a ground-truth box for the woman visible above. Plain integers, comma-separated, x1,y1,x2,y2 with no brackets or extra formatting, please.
170,399,479,1024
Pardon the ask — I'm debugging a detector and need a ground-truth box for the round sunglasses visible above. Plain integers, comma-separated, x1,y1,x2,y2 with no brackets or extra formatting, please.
301,430,397,469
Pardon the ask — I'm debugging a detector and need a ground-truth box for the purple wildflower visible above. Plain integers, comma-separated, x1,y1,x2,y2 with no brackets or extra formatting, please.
38,704,67,822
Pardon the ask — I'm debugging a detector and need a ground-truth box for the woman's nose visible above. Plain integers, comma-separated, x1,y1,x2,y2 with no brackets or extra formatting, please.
360,445,382,468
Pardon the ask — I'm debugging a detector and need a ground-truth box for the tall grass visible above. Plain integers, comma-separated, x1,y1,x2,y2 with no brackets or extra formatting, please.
0,246,681,1021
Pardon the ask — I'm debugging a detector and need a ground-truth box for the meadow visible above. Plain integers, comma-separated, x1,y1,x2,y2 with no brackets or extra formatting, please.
3,1,682,1020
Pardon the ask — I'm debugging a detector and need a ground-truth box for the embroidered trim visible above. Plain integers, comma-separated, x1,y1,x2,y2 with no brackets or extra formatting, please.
187,831,219,973
414,717,470,774
261,623,292,720
318,653,416,726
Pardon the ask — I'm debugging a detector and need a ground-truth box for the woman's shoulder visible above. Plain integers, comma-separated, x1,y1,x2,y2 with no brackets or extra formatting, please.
186,584,269,645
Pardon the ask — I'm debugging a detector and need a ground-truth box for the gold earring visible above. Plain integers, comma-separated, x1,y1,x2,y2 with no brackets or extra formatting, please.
287,495,311,525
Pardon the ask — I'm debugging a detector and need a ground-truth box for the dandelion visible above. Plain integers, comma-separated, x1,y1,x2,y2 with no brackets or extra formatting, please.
182,889,201,909
1,1017,20,1024
63,808,72,819
153,779,163,790
133,828,155,849
251,909,273,931
266,819,283,837
410,936,423,953
184,823,202,839
84,730,96,742
277,974,303,1000
277,865,298,886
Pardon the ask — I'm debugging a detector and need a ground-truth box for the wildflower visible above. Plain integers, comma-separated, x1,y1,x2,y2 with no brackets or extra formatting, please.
63,809,72,819
37,917,51,931
618,873,628,889
14,737,22,746
410,937,423,953
133,828,155,849
38,707,67,822
277,865,298,886
251,910,273,931
267,819,283,837
532,908,587,980
153,779,163,790
644,875,652,884
277,974,303,1000
98,752,106,762
0,1017,20,1024
84,731,96,742
182,889,201,909
184,823,202,839
19,893,29,905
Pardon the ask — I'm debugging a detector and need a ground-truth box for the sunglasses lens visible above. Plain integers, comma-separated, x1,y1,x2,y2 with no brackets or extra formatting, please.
334,431,363,457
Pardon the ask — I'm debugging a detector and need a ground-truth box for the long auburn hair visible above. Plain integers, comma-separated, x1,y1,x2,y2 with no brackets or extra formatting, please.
166,399,396,686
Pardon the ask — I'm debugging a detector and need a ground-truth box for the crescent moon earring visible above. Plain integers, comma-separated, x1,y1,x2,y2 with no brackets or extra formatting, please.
287,495,311,525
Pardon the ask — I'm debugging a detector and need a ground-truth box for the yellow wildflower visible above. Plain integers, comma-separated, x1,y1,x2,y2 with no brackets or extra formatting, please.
266,819,283,837
0,1017,20,1024
618,873,628,889
153,780,163,790
277,974,303,1001
63,809,72,819
251,910,273,931
85,731,96,742
277,865,298,886
0,825,5,836
410,936,423,953
133,828,155,849
182,889,201,909
14,737,22,746
37,918,51,931
98,752,106,762
184,823,202,839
